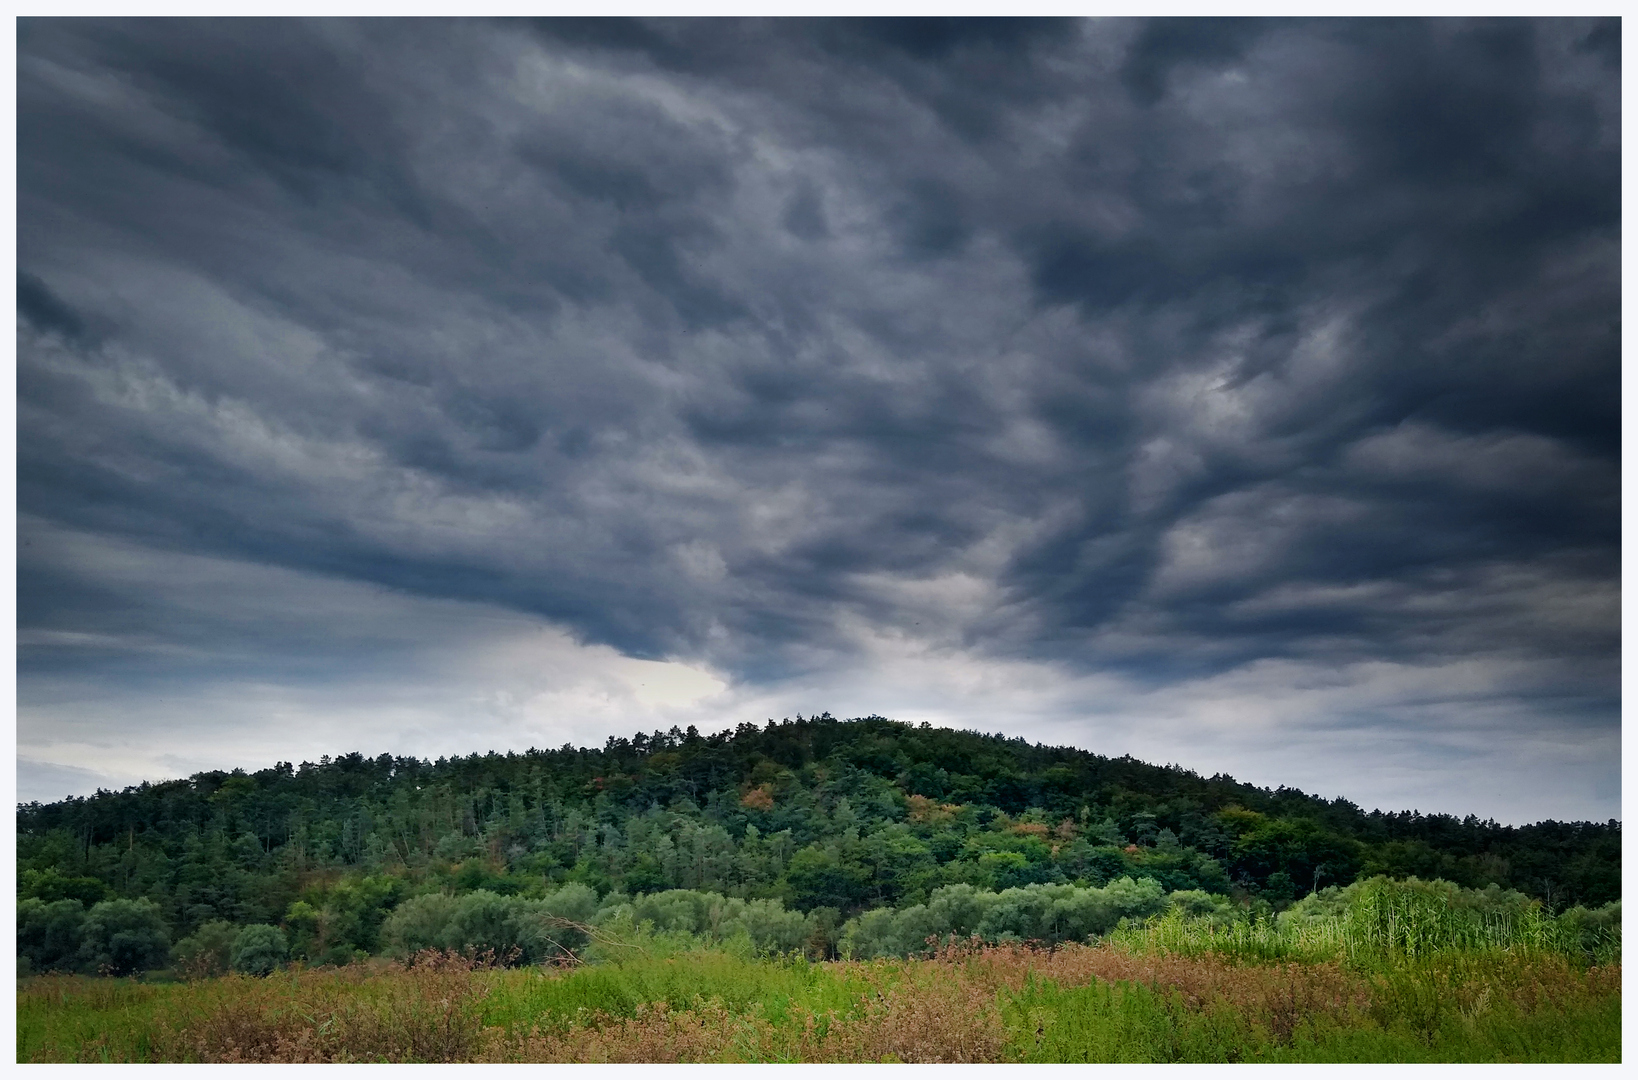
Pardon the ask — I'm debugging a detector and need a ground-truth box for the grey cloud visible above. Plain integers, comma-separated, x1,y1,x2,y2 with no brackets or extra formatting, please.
18,759,128,805
15,18,1619,817
1118,17,1268,106
17,272,91,341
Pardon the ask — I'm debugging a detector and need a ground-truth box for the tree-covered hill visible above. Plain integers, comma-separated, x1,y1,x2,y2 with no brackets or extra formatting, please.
18,715,1620,967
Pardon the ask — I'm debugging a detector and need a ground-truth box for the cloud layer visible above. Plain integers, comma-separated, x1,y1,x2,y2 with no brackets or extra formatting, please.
16,18,1620,821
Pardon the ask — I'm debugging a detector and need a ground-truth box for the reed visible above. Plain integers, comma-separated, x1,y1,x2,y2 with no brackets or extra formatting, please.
1111,878,1619,968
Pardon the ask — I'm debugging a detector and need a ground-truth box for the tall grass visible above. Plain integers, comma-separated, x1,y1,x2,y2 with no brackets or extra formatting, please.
17,941,1619,1063
1113,908,1348,964
1112,877,1620,968
1000,954,1620,1063
16,877,1620,1063
1343,877,1553,959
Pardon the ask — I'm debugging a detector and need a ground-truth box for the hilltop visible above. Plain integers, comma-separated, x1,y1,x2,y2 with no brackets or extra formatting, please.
19,714,1620,963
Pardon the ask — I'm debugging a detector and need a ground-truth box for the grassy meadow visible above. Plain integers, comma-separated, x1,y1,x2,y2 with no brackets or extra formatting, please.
18,880,1620,1064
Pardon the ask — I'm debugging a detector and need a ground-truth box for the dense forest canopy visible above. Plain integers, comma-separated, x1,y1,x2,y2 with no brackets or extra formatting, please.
18,715,1620,970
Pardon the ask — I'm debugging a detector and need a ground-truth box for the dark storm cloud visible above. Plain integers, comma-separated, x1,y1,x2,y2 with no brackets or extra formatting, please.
16,18,1619,809
16,273,92,342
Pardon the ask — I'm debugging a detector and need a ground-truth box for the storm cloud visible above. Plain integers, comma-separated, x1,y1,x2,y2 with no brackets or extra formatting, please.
15,18,1620,821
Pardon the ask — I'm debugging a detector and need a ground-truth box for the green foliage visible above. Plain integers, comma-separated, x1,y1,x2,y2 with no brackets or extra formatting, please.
229,924,289,976
380,884,603,964
18,898,88,973
1557,900,1621,963
1111,875,1619,968
623,853,668,893
173,920,238,978
78,898,171,976
284,874,407,964
380,893,460,956
20,868,114,906
12,716,1623,981
443,890,535,959
614,889,815,955
1339,876,1556,959
839,878,1172,958
785,843,872,911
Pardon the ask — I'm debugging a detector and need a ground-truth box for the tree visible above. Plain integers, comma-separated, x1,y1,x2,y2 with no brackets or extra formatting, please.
381,893,460,957
440,890,526,959
78,898,170,976
785,844,870,912
230,924,289,976
624,853,669,894
173,919,238,978
20,868,112,906
18,898,87,973
13,715,1622,953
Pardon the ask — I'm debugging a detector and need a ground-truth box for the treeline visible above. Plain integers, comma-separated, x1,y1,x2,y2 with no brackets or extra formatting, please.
17,715,1620,971
20,874,1621,979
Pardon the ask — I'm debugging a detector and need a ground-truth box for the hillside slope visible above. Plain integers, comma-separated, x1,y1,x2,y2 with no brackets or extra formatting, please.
18,714,1620,958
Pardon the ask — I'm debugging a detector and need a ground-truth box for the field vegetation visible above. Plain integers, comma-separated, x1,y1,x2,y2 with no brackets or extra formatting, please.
17,717,1620,1061
17,876,1620,1063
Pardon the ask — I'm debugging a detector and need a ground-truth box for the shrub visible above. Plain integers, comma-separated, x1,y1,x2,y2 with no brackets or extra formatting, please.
1160,889,1240,929
379,885,603,966
231,924,289,976
18,897,87,973
174,920,239,978
839,878,1173,958
78,898,170,976
382,893,461,957
1558,901,1621,962
733,898,813,955
541,882,599,925
440,891,528,959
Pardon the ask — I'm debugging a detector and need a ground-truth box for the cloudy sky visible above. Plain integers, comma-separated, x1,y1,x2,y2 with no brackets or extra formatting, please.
15,17,1620,823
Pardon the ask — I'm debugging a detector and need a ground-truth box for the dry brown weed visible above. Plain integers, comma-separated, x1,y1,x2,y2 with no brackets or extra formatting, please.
500,971,1008,1063
149,949,496,1063
85,941,1616,1063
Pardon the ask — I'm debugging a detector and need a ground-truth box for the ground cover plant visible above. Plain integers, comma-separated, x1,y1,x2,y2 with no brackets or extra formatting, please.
17,878,1620,1063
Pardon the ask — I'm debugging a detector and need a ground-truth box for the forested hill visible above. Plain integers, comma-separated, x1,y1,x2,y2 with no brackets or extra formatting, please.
18,715,1620,953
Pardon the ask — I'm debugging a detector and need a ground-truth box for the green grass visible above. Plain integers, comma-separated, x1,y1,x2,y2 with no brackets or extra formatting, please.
1109,878,1620,969
20,944,1618,1063
477,949,886,1033
16,977,169,1063
1000,960,1621,1063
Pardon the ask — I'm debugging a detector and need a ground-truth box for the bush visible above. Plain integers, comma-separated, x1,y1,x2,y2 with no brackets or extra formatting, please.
609,889,818,957
18,897,87,973
541,882,599,925
734,898,813,955
839,878,1172,959
1559,900,1620,961
230,924,289,976
78,898,170,976
174,920,239,978
441,891,528,960
1166,889,1235,921
380,885,601,966
382,893,461,957
525,882,601,961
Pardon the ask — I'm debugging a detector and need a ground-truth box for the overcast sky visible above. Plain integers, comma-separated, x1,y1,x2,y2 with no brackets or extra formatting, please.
15,17,1620,823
